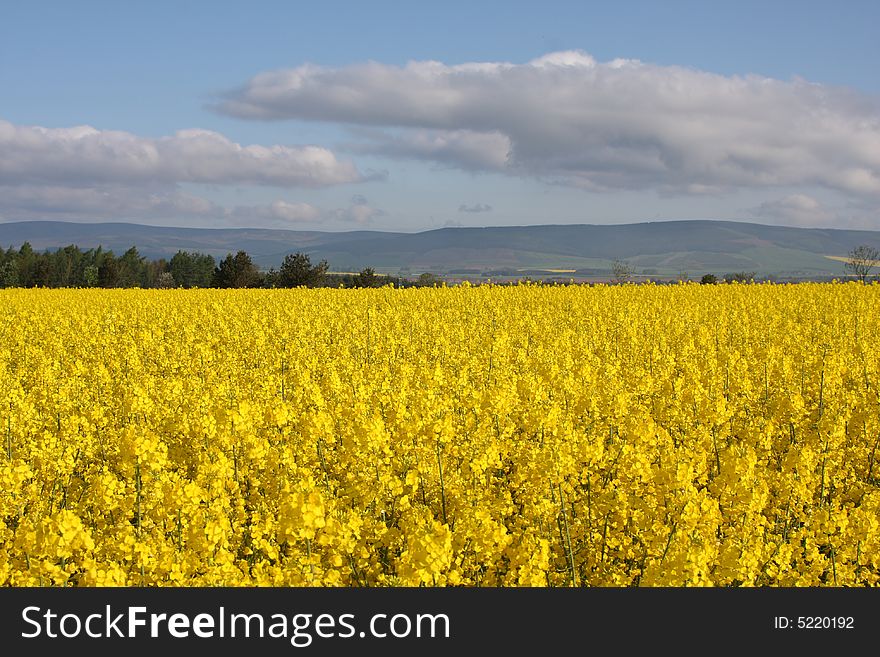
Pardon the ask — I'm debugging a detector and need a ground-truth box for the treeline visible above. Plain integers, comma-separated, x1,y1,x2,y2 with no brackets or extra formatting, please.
0,243,410,289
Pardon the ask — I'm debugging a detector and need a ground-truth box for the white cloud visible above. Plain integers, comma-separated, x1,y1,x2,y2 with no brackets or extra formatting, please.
330,203,383,225
0,118,376,226
0,185,225,220
348,129,510,171
0,184,379,227
747,194,878,229
218,51,880,198
232,199,380,226
232,200,323,223
0,118,363,188
749,194,833,226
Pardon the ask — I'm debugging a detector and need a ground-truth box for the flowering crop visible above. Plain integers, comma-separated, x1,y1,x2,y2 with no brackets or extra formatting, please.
1,283,879,586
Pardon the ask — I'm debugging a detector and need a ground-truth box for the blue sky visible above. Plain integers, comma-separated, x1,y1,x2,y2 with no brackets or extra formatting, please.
1,0,878,231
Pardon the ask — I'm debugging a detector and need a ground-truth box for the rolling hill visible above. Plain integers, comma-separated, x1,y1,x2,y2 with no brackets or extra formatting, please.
1,220,878,279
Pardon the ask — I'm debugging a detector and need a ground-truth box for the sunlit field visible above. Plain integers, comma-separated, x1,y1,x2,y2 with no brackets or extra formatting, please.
2,283,879,586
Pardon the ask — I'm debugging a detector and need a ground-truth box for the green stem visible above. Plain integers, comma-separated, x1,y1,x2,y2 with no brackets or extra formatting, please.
558,484,578,586
660,522,678,564
436,437,448,525
830,544,838,586
135,461,142,537
867,434,880,483
712,426,721,476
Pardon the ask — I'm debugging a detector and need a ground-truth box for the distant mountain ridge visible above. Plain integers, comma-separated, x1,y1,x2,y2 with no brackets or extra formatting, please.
1,220,878,278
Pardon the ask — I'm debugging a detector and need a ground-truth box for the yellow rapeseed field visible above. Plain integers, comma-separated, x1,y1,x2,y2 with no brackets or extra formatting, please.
1,283,879,586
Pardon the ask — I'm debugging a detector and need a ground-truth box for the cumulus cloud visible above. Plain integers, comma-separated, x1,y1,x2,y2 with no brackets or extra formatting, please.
229,200,381,226
0,185,224,221
330,203,383,225
746,194,879,229
348,128,510,171
458,203,492,213
217,51,880,198
0,118,375,225
231,200,323,223
749,194,835,227
230,199,380,226
0,118,363,188
0,184,379,228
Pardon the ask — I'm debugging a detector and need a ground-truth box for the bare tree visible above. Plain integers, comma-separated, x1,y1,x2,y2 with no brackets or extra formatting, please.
611,259,634,284
156,271,176,288
844,245,880,283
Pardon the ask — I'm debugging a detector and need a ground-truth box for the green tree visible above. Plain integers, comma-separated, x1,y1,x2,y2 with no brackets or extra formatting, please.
214,251,260,288
49,245,82,287
170,251,216,288
31,254,51,287
98,254,120,288
0,259,19,288
417,272,443,287
354,267,382,288
117,246,146,287
83,264,99,287
143,258,169,288
700,273,718,285
16,242,36,286
278,252,329,288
